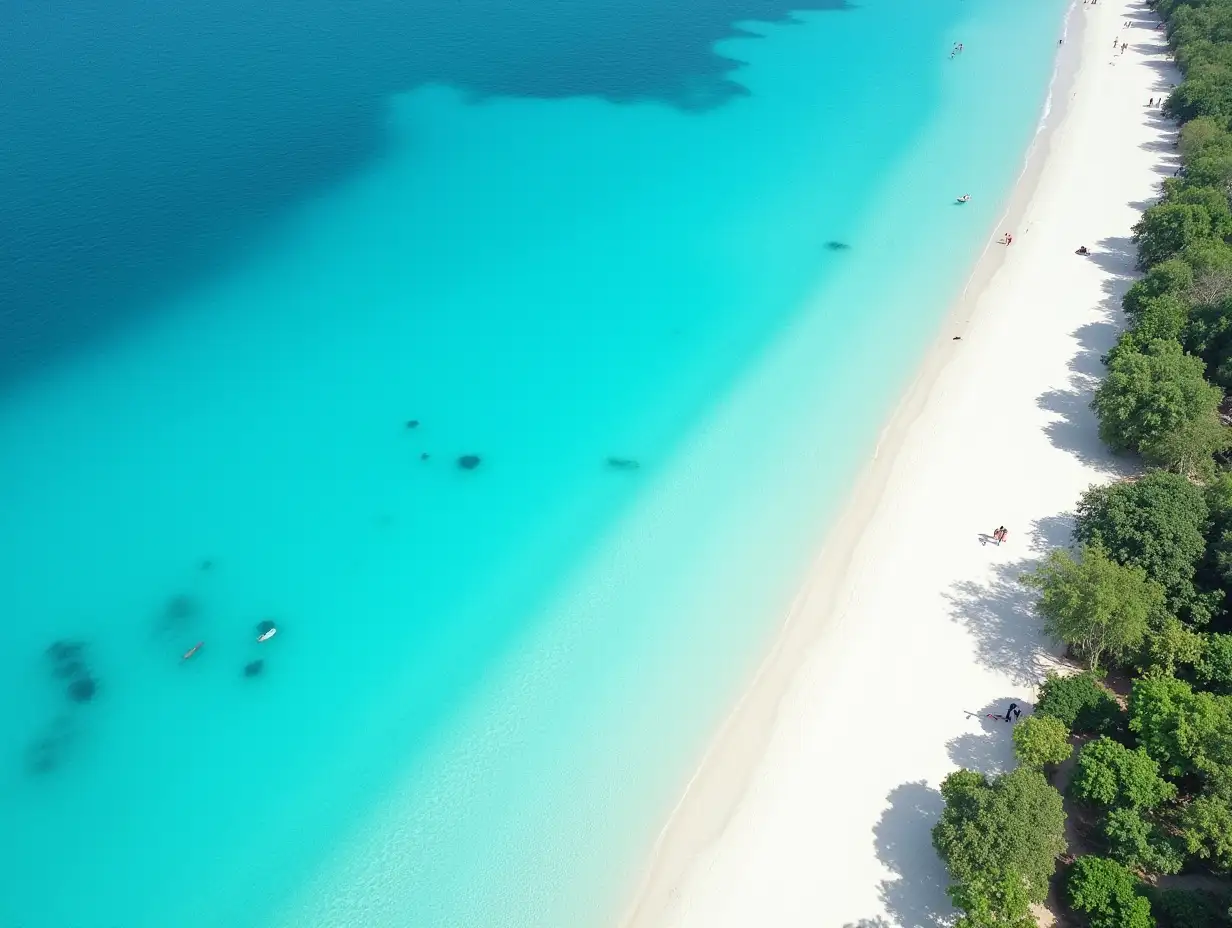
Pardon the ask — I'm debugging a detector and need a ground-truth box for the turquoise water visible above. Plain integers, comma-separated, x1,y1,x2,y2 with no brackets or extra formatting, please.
0,0,1067,925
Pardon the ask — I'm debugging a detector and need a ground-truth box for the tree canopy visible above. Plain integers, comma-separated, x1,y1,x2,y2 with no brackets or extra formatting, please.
1070,736,1177,810
1074,472,1209,616
1091,338,1228,473
1012,714,1073,769
1128,676,1232,779
1036,671,1124,734
933,768,1067,927
1066,856,1155,928
1024,547,1161,669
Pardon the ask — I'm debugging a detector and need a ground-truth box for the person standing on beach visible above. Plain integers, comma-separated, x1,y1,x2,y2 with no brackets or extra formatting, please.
1005,702,1018,723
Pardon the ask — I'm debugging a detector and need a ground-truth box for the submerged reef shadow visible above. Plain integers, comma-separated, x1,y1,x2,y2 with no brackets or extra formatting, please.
0,0,854,392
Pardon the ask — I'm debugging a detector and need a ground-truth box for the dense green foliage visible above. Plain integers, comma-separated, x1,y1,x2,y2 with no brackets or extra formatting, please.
932,768,1067,926
1074,473,1210,618
1036,671,1125,734
1025,547,1162,669
1129,676,1232,779
1102,807,1186,876
1012,714,1073,769
1071,737,1177,810
1197,632,1232,692
1092,339,1227,472
1148,886,1231,928
1067,856,1155,928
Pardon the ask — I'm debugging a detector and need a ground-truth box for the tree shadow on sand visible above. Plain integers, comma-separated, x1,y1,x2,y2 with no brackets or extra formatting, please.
944,545,1064,687
948,697,1034,775
1034,236,1138,477
872,782,956,928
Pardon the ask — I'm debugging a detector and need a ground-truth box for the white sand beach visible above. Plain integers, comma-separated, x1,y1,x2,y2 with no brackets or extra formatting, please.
621,2,1179,926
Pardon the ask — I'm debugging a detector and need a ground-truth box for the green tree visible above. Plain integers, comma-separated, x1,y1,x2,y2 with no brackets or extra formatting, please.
1091,339,1227,472
1138,615,1205,676
1148,887,1230,928
1178,790,1232,872
1012,714,1073,769
1067,856,1155,928
1129,677,1232,779
1133,202,1221,269
1102,807,1185,876
1196,633,1232,694
1036,671,1124,734
1124,259,1195,323
933,767,1067,926
1179,116,1232,163
1070,737,1177,810
1024,547,1160,669
1074,472,1209,616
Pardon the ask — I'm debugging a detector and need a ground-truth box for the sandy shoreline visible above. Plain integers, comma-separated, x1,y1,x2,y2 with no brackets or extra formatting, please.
620,2,1179,925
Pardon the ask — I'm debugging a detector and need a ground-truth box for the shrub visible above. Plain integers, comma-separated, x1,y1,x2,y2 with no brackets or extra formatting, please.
1195,633,1232,694
1025,547,1160,670
1179,789,1232,872
1091,339,1228,474
1148,887,1230,928
933,768,1067,927
1037,671,1124,735
1066,856,1155,928
1102,807,1185,876
1074,471,1209,616
1013,714,1073,769
1129,676,1232,779
1070,737,1177,810
1134,202,1221,269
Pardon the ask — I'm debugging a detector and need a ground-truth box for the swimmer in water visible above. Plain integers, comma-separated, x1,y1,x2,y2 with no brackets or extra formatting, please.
182,641,203,661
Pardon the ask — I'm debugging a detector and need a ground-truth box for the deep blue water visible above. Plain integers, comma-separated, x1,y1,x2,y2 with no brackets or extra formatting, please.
0,0,844,388
0,0,1067,925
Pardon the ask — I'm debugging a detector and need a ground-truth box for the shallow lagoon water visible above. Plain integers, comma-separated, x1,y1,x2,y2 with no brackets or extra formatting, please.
0,0,1066,924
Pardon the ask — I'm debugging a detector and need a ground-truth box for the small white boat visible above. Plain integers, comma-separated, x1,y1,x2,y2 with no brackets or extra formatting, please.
257,627,277,643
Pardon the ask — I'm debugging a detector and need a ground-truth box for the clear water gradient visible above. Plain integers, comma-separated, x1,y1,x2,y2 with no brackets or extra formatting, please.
0,0,1065,924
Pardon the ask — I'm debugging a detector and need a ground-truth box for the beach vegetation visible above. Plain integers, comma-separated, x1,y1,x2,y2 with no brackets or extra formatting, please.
1091,338,1227,473
1025,546,1160,669
1102,807,1186,876
1134,202,1225,270
1128,676,1232,779
1148,886,1232,928
1066,856,1155,928
1138,613,1205,676
932,767,1067,926
1012,714,1073,769
1179,784,1232,871
1124,259,1195,322
1037,670,1125,734
1196,633,1232,693
1074,472,1208,613
1070,737,1177,810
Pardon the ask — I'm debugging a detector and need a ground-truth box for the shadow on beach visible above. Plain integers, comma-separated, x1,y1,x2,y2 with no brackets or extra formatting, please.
944,554,1056,687
1035,233,1138,474
872,781,955,928
948,697,1032,775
